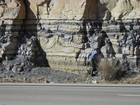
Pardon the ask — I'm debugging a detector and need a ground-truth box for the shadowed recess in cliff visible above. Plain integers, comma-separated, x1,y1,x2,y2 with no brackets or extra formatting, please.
22,0,50,67
82,0,111,20
81,0,110,32
82,0,98,20
98,0,111,20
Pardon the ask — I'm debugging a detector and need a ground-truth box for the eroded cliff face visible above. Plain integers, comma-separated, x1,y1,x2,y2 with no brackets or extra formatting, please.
0,0,140,72
99,0,140,20
25,0,140,20
0,0,25,59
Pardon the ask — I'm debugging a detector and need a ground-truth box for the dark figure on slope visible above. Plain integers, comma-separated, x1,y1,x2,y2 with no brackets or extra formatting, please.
87,48,104,77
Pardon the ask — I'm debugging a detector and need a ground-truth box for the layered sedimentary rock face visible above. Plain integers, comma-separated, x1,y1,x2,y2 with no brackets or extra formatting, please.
0,0,140,72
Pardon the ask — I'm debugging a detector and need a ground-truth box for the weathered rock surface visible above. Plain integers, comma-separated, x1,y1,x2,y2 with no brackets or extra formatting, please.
26,0,140,20
0,0,140,81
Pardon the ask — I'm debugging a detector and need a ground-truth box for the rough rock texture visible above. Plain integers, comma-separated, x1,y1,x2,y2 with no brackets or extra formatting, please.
0,0,140,75
25,0,140,20
0,0,25,59
0,67,90,83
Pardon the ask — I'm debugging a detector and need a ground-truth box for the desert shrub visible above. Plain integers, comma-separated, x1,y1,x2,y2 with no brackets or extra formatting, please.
97,58,125,81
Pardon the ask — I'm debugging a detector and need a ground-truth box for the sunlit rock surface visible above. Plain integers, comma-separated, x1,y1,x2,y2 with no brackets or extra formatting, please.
0,0,140,72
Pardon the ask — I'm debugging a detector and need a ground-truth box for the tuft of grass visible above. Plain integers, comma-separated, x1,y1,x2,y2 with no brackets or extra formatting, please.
97,58,124,81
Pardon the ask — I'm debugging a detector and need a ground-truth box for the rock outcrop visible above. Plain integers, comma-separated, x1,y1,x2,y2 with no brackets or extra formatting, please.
0,0,140,73
0,0,25,56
